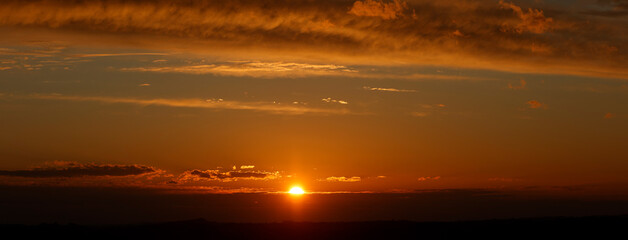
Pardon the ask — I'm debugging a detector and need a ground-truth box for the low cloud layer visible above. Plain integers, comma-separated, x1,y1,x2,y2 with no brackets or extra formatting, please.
178,169,281,182
0,162,157,178
0,0,626,78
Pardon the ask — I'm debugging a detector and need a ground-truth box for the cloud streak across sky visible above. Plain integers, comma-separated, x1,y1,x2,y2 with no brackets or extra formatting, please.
0,0,626,78
120,61,357,78
0,162,158,178
363,86,417,93
9,94,353,115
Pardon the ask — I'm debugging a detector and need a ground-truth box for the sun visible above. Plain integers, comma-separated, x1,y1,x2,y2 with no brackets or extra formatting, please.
288,186,305,195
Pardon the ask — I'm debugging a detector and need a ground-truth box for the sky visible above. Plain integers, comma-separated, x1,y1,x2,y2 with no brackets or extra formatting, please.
0,0,628,223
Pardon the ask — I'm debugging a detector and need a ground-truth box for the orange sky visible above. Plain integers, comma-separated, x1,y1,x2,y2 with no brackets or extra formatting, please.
1,0,627,195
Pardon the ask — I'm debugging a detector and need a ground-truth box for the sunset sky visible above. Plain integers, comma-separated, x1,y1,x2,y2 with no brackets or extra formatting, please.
1,0,628,222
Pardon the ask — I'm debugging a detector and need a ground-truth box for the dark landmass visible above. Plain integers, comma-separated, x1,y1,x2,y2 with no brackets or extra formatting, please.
3,186,628,225
1,215,627,240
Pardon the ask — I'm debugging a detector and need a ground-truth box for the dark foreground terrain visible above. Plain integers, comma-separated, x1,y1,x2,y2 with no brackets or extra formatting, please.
1,215,627,239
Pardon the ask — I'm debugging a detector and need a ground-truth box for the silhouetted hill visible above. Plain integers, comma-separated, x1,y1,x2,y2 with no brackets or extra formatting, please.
1,215,627,239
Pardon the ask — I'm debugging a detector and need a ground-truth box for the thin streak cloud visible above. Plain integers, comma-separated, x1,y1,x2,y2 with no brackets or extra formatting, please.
120,62,357,78
363,86,417,93
0,162,158,178
70,53,168,58
9,94,353,115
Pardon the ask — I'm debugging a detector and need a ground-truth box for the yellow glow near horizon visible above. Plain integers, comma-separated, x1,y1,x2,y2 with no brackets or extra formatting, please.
288,187,305,195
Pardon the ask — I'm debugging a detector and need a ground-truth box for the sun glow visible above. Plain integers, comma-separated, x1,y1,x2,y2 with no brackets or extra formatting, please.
288,187,305,195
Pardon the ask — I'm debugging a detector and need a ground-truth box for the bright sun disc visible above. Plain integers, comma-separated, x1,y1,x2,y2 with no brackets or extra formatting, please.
288,187,305,195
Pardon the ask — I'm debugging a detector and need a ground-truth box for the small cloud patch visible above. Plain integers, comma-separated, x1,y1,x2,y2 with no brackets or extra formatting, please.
526,100,546,109
417,176,440,181
320,176,361,182
322,97,348,105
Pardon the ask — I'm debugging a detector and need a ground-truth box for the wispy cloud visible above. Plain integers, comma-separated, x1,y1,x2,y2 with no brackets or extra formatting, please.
120,62,357,78
1,0,626,78
410,112,429,117
363,86,416,93
508,79,527,90
0,47,163,71
9,94,353,115
348,0,408,20
499,0,553,34
421,104,446,109
0,48,56,57
409,103,446,117
581,0,628,17
526,100,547,109
69,53,168,58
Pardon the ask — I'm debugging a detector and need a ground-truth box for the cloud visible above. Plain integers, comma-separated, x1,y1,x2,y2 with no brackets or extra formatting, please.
410,112,429,117
0,0,626,78
508,79,527,90
320,176,362,182
70,53,168,58
240,165,255,169
0,162,158,178
363,86,416,93
0,48,55,57
178,169,280,182
526,100,546,109
581,0,628,17
322,97,349,105
138,83,150,87
0,46,98,71
499,1,553,34
421,104,446,109
348,0,408,20
8,94,353,115
120,61,357,78
410,103,446,117
604,113,615,119
417,176,440,181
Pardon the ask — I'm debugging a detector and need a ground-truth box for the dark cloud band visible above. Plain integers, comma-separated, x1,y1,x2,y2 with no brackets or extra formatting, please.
0,163,157,178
